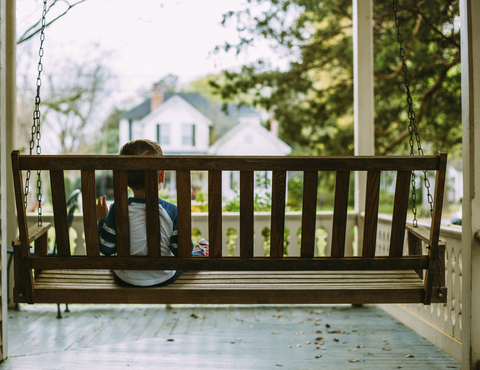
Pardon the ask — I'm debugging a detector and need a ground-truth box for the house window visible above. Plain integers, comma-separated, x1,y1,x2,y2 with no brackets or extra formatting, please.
157,124,170,146
182,124,196,146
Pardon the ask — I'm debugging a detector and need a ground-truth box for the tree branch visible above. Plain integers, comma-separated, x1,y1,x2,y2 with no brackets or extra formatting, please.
17,0,88,45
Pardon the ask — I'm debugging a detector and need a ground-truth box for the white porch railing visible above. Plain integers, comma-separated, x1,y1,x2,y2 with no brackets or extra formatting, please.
376,215,463,362
25,212,462,361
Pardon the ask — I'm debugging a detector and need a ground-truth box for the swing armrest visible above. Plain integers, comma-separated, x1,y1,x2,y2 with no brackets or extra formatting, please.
12,223,52,247
405,224,446,247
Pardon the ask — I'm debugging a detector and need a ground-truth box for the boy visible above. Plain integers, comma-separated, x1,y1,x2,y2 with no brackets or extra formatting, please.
96,139,205,287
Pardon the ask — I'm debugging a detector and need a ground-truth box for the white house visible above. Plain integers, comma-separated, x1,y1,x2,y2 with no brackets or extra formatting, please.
119,82,292,200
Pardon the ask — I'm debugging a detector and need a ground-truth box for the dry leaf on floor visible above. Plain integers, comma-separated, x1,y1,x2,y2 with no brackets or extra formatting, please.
272,331,280,335
273,314,282,319
315,355,322,358
405,354,414,358
349,359,359,363
383,348,391,351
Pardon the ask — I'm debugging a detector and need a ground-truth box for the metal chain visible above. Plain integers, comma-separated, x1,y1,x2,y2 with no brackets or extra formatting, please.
24,0,47,226
392,0,433,227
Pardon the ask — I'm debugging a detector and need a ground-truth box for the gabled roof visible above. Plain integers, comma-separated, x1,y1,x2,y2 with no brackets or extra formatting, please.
120,93,258,122
208,121,291,156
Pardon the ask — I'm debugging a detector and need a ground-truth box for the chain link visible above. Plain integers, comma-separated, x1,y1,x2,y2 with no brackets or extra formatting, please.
392,0,433,227
24,0,47,226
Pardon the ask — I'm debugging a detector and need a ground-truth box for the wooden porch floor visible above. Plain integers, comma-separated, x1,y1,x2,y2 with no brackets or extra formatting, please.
3,303,459,369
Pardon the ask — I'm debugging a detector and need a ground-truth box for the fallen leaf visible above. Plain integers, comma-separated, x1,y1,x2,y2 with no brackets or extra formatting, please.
397,322,405,326
167,339,175,342
328,329,343,334
296,344,302,348
334,338,339,342
382,348,391,351
348,349,357,352
235,338,242,341
315,337,324,341
304,341,311,344
358,333,365,336
190,313,206,319
357,345,364,348
275,364,283,367
405,354,414,358
349,359,359,363
326,324,331,328
315,330,323,334
315,355,322,358
273,314,282,319
313,318,322,322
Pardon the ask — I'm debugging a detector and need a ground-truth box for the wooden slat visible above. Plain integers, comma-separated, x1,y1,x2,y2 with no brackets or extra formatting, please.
11,151,29,253
240,171,254,258
362,171,380,258
11,151,36,303
208,171,222,257
29,255,430,271
331,171,350,258
301,171,318,258
81,170,100,256
113,170,130,258
18,154,441,172
270,171,286,258
407,229,423,279
50,170,70,257
177,170,192,258
389,171,411,257
424,151,448,305
34,232,49,280
144,171,161,257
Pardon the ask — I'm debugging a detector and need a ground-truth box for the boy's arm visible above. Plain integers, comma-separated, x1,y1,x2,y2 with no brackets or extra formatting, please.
97,201,117,256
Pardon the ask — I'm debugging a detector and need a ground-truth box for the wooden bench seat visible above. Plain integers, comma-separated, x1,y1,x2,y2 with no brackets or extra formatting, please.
32,269,439,305
11,151,447,306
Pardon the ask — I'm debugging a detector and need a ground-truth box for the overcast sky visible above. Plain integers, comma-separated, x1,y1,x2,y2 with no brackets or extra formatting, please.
16,0,272,105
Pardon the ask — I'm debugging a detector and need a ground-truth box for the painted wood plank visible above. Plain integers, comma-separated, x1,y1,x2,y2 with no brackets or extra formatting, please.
301,171,318,258
389,171,411,257
362,171,380,258
240,171,254,258
331,171,350,258
144,171,161,257
18,154,442,172
81,170,100,256
113,170,130,258
50,170,70,257
270,171,286,258
177,170,192,258
208,170,222,257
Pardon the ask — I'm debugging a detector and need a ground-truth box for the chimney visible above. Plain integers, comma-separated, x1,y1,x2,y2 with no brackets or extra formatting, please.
151,82,164,111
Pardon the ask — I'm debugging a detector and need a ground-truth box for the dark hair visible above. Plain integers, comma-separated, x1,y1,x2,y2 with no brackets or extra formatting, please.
119,139,163,190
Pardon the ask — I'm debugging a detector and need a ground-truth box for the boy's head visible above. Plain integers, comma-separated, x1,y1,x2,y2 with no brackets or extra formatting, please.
119,139,163,190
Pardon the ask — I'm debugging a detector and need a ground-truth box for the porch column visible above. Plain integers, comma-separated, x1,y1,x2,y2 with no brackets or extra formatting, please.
0,0,16,359
353,0,374,255
461,0,480,368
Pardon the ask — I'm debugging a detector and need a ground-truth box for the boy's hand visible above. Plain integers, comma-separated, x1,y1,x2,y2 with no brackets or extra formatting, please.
96,196,109,222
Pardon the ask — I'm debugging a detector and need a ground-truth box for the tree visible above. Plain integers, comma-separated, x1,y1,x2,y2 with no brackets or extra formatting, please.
41,53,114,154
211,0,460,156
91,107,124,155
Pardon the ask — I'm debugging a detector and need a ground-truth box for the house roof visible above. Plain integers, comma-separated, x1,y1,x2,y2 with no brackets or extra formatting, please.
120,93,258,121
208,121,292,156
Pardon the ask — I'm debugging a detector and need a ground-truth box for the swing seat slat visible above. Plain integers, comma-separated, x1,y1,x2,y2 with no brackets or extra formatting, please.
11,151,447,306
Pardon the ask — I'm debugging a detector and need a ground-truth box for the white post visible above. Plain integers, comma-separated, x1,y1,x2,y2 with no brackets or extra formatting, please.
353,0,374,255
0,0,16,359
461,1,480,368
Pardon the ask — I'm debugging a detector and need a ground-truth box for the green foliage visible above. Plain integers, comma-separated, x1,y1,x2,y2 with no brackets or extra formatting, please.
212,0,461,156
91,107,124,155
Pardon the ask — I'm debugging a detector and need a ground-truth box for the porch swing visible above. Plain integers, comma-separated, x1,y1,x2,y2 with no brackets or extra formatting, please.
11,1,447,306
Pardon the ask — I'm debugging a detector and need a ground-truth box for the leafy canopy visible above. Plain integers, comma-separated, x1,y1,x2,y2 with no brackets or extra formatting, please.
211,0,460,156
